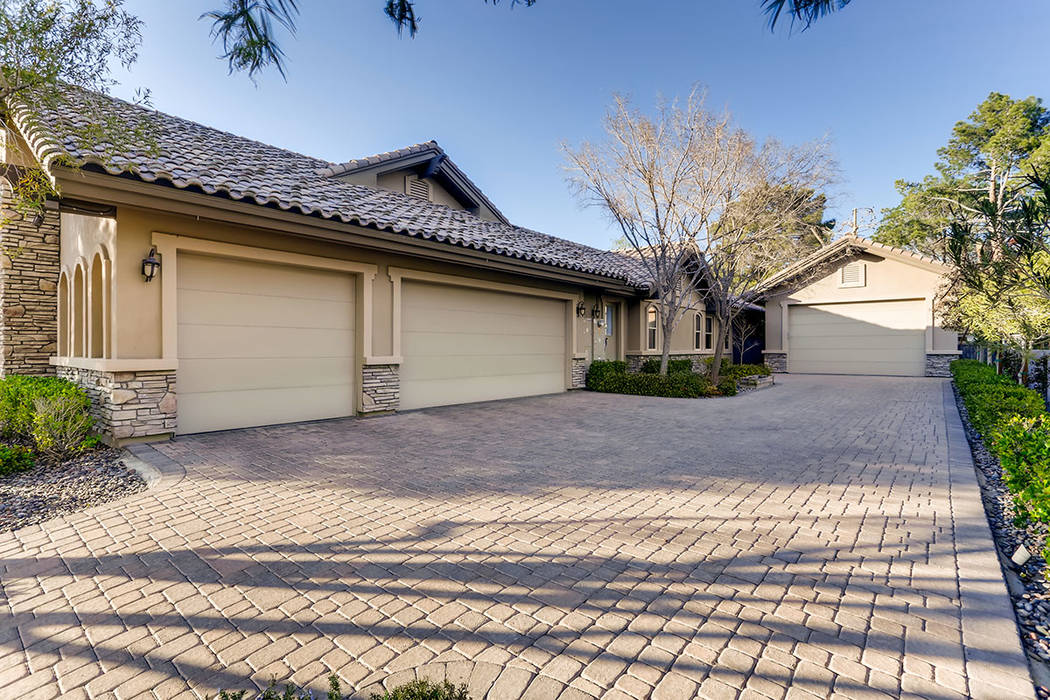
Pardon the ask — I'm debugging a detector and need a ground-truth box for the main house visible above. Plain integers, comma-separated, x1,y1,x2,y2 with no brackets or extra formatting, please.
1,89,736,443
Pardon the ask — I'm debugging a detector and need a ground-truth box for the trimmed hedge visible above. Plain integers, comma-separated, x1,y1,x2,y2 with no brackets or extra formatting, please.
587,360,718,398
952,359,1050,559
639,358,693,375
702,357,772,379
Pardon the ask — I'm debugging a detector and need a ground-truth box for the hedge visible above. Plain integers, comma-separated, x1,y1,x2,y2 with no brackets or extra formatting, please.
639,358,693,375
702,357,772,379
586,360,718,398
952,359,1050,558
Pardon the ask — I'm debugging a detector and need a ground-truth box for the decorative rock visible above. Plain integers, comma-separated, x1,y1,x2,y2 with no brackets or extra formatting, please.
158,392,177,414
110,389,137,405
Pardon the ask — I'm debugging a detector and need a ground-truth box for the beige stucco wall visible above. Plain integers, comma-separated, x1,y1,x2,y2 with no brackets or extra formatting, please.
375,171,464,211
623,295,725,357
764,251,958,353
96,204,595,361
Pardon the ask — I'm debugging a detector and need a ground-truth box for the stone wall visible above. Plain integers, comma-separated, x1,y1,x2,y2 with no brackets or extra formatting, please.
625,354,706,373
56,366,177,442
571,358,588,389
0,197,59,376
361,364,399,413
925,353,956,378
764,352,788,373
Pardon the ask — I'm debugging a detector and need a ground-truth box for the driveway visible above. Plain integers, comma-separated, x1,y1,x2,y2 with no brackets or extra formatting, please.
0,376,1034,699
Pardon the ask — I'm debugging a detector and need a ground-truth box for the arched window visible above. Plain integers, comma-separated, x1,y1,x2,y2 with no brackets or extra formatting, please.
646,305,658,351
90,254,105,358
694,313,703,351
58,272,69,357
72,265,85,357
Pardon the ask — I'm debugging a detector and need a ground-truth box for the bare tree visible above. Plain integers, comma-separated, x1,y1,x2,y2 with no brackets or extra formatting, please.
564,88,835,381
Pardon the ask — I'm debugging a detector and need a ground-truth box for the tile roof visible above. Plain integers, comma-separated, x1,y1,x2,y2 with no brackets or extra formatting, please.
12,88,651,289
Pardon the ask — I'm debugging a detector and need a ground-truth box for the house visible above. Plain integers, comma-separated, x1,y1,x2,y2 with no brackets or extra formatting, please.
757,235,959,377
1,88,733,443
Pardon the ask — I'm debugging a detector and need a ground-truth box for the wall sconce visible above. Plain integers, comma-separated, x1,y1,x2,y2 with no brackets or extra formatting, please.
591,303,602,320
141,246,161,282
576,301,587,318
30,211,44,229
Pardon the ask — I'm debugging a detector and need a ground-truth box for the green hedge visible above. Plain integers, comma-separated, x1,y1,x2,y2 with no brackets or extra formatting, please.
702,357,772,378
587,360,718,398
952,359,1050,560
0,443,34,476
639,358,693,375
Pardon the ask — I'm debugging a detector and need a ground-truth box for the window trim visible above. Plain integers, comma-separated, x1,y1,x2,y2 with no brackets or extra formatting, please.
694,313,703,351
646,305,658,351
704,315,713,351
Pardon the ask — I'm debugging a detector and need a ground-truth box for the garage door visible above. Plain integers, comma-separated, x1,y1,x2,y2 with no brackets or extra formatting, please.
789,300,926,376
400,281,567,410
177,254,355,433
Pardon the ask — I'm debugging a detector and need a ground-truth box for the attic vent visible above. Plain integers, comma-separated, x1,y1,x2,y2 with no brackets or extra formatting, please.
840,261,866,288
405,176,431,201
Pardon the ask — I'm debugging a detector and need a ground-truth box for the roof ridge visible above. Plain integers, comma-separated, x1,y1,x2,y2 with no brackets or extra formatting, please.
319,140,442,178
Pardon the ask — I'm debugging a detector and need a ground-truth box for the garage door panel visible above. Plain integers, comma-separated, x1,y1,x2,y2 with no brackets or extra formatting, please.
789,301,925,377
401,281,567,410
177,357,354,394
178,254,355,434
178,385,353,434
179,288,353,329
402,330,564,357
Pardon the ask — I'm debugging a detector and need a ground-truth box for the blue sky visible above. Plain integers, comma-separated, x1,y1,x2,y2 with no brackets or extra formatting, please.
112,0,1050,249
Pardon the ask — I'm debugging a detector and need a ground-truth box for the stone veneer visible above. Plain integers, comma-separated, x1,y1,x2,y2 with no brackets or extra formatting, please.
0,196,59,376
571,358,588,389
764,352,788,373
56,366,177,442
625,353,706,373
925,353,956,378
361,364,399,413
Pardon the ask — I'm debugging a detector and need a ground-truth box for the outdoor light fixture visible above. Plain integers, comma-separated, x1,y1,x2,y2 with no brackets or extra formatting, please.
141,246,161,282
591,303,602,319
576,300,587,318
30,211,44,229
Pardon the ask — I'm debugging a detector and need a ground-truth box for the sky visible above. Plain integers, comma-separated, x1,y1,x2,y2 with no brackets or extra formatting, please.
110,0,1050,250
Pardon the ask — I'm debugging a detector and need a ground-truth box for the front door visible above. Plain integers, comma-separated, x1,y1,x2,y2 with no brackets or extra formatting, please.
593,303,619,361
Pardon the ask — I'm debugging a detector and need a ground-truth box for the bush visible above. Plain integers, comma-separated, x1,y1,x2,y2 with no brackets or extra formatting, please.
702,357,772,378
993,415,1050,527
586,360,717,398
0,443,34,476
717,377,738,396
371,680,471,700
216,676,471,700
0,375,96,457
952,360,1045,437
31,395,98,457
639,358,693,375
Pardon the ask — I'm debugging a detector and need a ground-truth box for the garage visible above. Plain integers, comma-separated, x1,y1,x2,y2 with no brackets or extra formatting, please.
176,254,356,433
400,281,567,410
788,300,926,377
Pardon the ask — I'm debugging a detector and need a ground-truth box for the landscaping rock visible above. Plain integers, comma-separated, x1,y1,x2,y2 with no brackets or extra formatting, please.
0,448,146,533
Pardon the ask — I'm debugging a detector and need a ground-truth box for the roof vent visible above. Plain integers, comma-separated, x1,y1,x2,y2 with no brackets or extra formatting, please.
405,175,431,202
840,261,866,288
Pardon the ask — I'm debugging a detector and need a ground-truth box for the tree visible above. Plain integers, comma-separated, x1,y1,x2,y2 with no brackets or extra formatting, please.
563,89,835,382
874,92,1050,255
761,0,853,30
1,0,148,222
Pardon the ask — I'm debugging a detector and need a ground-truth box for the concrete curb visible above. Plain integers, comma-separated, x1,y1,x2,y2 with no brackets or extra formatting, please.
943,382,1036,699
120,442,186,490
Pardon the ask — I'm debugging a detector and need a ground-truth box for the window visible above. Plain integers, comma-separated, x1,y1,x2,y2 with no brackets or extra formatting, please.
694,313,703,350
840,261,866,288
704,315,713,351
646,306,658,350
605,304,614,337
724,325,731,352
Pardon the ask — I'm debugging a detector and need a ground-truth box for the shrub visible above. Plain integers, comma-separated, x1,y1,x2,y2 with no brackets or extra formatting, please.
371,680,471,700
218,674,343,700
31,395,98,457
717,377,738,396
639,358,692,375
0,443,35,476
702,357,772,378
952,360,1045,437
993,415,1050,528
586,360,717,398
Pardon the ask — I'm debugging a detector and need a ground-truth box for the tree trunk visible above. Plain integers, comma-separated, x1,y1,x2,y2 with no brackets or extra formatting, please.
660,316,674,375
708,316,730,384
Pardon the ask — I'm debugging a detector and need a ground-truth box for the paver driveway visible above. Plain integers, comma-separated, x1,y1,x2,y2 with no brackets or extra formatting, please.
0,376,1034,699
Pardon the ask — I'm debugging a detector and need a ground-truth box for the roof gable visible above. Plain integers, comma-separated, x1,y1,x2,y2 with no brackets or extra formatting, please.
318,141,509,224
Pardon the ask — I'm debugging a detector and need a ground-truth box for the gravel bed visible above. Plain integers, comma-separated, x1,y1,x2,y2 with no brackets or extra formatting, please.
953,385,1050,697
0,448,146,533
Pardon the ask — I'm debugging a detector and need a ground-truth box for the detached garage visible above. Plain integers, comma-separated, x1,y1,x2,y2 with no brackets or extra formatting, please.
760,236,959,378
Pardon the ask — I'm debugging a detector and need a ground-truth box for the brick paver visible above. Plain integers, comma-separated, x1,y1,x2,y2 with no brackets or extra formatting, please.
0,376,1034,698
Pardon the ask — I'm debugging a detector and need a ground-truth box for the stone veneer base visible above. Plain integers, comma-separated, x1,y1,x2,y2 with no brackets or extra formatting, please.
571,358,588,389
764,352,788,373
56,366,177,443
925,353,957,378
361,364,399,413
